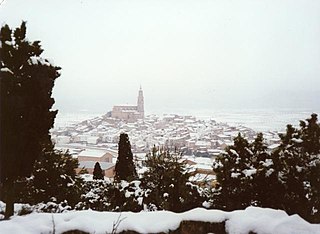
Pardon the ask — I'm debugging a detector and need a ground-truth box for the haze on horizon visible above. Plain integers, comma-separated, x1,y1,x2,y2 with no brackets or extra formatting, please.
1,0,320,115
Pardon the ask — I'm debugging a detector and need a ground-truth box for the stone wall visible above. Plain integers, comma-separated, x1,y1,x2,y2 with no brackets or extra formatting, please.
62,220,237,234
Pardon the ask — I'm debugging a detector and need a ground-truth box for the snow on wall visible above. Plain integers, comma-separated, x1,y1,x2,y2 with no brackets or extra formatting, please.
0,207,319,234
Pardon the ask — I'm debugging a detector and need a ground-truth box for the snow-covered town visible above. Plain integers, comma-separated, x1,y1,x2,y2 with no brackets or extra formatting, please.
51,88,281,182
52,113,281,178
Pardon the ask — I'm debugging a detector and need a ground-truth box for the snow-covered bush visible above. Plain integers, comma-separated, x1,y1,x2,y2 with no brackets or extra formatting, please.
31,150,84,206
76,180,113,211
17,200,72,216
141,149,205,212
0,200,72,219
9,150,84,212
0,201,5,219
111,180,146,212
76,179,146,212
76,169,208,213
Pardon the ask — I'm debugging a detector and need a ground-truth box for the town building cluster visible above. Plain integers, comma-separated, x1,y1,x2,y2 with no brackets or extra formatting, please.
51,88,281,183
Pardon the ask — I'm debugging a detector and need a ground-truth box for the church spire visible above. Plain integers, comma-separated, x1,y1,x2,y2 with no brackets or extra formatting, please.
137,86,144,118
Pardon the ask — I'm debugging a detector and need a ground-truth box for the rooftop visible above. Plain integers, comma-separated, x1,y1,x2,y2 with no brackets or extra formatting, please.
78,149,109,157
79,161,115,170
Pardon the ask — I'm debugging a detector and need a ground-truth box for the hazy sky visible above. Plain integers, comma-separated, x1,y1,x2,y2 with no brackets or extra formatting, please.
1,0,320,114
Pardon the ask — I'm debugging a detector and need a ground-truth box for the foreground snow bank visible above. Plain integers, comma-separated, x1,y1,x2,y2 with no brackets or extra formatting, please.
0,207,319,234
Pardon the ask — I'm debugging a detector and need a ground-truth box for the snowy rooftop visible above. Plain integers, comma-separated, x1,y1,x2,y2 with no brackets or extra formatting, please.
79,161,115,170
114,104,137,107
183,156,214,165
268,143,281,150
78,149,109,157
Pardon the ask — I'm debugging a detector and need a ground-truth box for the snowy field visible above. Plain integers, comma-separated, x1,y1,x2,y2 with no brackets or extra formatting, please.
0,207,319,234
187,108,320,132
54,112,104,129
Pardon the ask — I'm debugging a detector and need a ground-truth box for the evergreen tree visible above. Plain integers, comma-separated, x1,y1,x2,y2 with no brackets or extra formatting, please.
0,22,60,218
30,150,83,206
213,114,320,223
250,133,283,208
142,148,203,212
13,150,83,208
93,162,104,180
114,133,137,181
272,114,320,222
213,133,280,210
213,133,255,210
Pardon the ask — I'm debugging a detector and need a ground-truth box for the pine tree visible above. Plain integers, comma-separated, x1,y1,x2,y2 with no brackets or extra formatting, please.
142,148,203,212
0,22,60,218
213,133,255,210
213,114,320,223
250,133,282,208
114,133,137,181
93,162,104,180
272,114,320,222
213,132,281,210
27,150,84,207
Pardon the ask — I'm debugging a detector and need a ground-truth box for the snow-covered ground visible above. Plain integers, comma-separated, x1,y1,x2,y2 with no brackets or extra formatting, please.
54,112,103,129
0,207,319,234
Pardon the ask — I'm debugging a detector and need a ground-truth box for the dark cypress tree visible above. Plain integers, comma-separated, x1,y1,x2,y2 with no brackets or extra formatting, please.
114,133,137,181
0,22,60,218
93,162,104,180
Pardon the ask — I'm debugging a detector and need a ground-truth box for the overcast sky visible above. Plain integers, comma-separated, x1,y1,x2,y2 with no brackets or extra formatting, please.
1,0,320,114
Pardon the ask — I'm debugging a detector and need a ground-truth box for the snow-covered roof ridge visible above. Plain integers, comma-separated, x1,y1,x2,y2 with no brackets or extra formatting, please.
78,149,109,157
78,161,115,170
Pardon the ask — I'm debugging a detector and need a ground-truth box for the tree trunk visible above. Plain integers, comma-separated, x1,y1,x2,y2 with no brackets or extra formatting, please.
4,181,14,219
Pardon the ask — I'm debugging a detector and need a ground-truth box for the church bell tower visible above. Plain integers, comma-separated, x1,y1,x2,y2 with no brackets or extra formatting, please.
137,86,144,118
